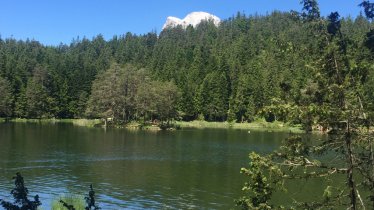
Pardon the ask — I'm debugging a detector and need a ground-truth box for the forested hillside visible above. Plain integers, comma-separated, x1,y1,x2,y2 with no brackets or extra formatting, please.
0,10,373,124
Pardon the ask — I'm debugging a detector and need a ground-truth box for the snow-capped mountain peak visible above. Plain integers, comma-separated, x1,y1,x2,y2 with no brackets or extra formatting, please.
162,12,220,29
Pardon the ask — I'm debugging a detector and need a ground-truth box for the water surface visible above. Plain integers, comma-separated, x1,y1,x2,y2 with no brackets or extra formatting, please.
0,123,295,209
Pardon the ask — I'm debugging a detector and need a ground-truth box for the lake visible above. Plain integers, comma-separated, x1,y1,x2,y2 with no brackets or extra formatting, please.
0,122,311,209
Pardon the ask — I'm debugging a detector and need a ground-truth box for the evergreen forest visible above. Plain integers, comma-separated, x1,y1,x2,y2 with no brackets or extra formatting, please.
0,2,373,127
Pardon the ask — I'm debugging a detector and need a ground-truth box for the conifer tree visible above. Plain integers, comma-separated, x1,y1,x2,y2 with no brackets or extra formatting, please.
0,76,13,117
238,1,374,209
0,173,41,210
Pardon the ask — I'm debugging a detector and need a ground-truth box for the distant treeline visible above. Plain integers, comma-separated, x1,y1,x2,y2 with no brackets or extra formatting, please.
0,11,373,124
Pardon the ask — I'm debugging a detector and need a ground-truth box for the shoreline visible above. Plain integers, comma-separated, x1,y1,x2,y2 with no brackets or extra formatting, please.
0,118,303,132
175,120,303,133
1,118,102,128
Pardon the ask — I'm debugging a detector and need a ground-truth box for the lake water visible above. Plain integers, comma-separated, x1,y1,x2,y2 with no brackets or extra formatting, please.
0,123,312,209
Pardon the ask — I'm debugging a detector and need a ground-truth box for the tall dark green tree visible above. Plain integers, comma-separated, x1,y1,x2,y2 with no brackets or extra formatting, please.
26,65,56,118
0,76,13,117
199,71,229,121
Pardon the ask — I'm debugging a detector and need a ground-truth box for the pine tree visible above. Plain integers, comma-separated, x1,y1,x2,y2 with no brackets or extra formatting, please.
0,76,13,117
25,65,55,118
0,173,41,210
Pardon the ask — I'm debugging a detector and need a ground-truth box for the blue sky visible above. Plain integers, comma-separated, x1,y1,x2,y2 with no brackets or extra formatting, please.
0,0,364,46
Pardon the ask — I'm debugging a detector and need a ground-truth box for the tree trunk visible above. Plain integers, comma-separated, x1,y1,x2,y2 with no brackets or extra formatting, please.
370,141,374,209
346,120,357,210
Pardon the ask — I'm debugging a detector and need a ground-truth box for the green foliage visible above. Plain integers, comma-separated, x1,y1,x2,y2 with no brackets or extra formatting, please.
136,80,180,122
198,71,229,121
149,81,180,121
236,152,283,210
86,63,139,121
25,65,57,118
86,63,179,124
176,119,302,132
359,1,374,20
0,76,13,117
300,0,320,21
238,1,374,209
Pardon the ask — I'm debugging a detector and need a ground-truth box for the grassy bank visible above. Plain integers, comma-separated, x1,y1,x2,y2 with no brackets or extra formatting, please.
8,118,101,127
3,118,303,132
175,119,303,133
4,118,164,130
